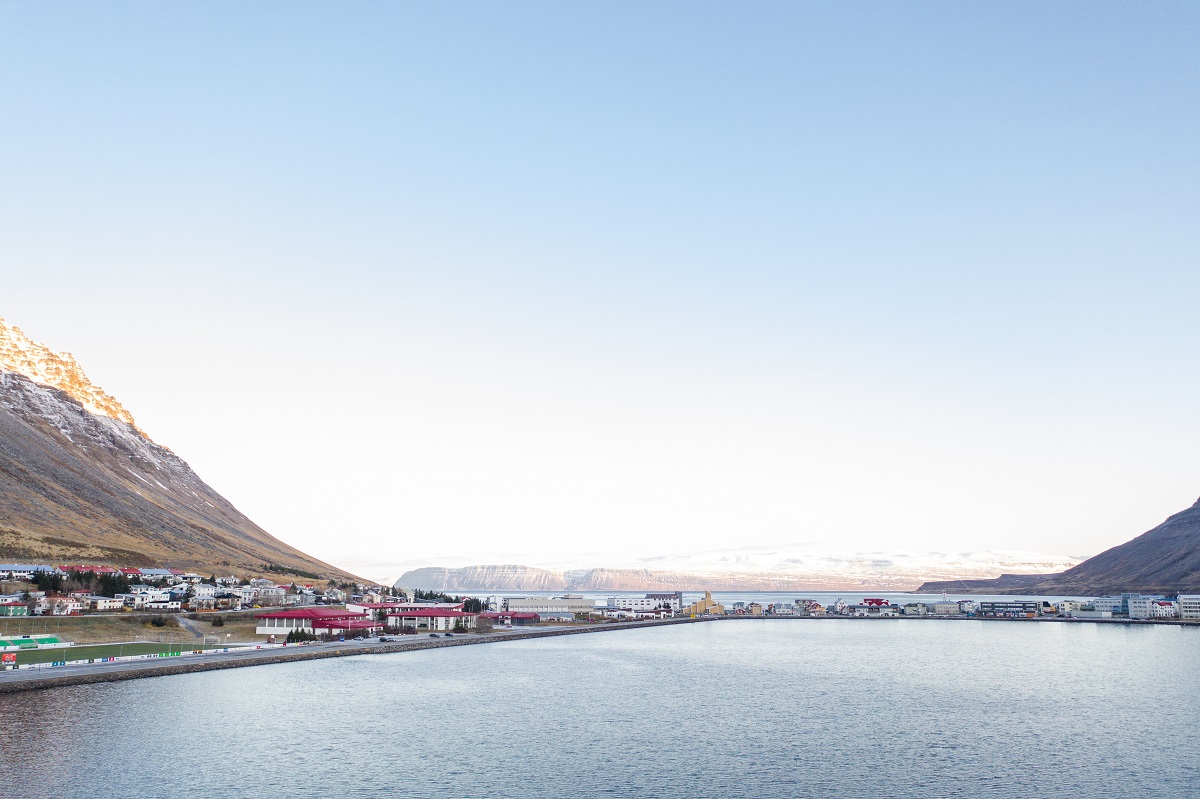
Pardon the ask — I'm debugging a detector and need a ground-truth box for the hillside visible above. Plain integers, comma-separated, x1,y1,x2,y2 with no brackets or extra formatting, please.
0,316,356,580
920,496,1200,595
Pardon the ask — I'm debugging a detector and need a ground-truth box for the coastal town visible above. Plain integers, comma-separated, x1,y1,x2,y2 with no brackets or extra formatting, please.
3,561,1198,681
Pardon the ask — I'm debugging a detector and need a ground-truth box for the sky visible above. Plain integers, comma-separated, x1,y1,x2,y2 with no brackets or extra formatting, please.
1,3,1198,582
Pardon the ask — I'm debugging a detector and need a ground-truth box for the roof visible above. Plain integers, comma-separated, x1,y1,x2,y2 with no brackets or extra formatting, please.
312,619,380,630
386,609,475,618
256,607,367,620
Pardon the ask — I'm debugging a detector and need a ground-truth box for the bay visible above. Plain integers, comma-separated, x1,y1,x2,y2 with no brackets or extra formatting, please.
3,619,1197,798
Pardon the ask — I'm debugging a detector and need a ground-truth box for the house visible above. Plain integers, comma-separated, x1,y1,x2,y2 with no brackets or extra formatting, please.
0,564,59,581
1151,601,1177,618
34,594,83,615
385,608,479,632
931,602,961,616
144,600,182,612
0,601,29,617
85,596,124,612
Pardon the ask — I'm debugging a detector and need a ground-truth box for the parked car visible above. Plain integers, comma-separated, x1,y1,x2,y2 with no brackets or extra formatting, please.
444,633,454,637
429,633,440,638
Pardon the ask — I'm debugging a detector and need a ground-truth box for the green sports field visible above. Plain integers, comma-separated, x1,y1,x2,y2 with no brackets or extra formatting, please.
8,641,222,666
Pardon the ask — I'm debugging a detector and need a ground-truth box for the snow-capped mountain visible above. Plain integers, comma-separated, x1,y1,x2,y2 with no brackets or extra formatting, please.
0,314,353,578
0,316,141,433
396,548,1084,593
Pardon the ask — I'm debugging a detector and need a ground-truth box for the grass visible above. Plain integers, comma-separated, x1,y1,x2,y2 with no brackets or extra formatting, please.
0,613,188,644
11,641,222,666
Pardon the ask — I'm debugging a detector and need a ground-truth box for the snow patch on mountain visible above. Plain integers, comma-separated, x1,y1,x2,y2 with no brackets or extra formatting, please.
0,315,143,435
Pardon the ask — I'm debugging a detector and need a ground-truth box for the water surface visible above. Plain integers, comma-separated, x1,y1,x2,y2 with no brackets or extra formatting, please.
4,620,1197,798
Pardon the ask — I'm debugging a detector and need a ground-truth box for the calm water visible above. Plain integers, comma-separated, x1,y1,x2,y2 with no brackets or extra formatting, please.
4,620,1198,798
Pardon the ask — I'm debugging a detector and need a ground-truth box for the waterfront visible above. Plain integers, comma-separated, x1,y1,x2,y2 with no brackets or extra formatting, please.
3,620,1198,798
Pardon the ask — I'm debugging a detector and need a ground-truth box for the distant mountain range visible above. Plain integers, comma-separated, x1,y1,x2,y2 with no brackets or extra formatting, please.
920,496,1200,595
395,550,1083,593
0,315,355,580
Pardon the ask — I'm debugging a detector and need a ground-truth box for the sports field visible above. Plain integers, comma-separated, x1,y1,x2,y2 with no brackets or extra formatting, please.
9,641,221,666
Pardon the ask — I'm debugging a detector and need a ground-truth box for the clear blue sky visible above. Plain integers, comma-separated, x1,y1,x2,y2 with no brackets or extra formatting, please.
2,3,1198,579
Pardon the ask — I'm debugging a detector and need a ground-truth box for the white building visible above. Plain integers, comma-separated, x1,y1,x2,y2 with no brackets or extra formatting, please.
86,596,124,612
1127,597,1159,620
1150,601,1178,619
507,596,596,614
1177,595,1200,620
605,593,683,613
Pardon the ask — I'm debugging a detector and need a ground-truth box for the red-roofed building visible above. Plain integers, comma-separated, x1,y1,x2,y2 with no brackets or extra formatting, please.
863,598,890,607
312,618,384,636
255,607,370,636
59,565,119,575
120,568,143,577
386,608,478,632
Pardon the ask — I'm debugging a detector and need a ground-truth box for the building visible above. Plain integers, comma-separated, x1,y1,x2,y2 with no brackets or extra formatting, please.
255,607,375,637
34,594,83,616
605,592,683,613
844,604,899,617
681,591,724,616
1178,595,1200,620
506,596,596,615
0,601,29,616
386,608,478,632
978,601,1039,618
1127,596,1167,620
931,602,960,615
1150,600,1177,619
479,611,540,627
85,596,124,612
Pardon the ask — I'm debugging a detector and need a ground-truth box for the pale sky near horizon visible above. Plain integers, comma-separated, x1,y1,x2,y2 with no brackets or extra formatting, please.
2,3,1198,582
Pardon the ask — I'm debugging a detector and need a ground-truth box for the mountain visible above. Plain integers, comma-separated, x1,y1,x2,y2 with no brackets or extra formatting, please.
396,550,1082,593
919,496,1200,595
0,315,355,580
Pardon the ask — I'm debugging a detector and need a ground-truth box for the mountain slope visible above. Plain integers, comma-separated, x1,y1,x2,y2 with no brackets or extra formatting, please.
920,497,1200,595
1032,497,1200,594
0,316,355,579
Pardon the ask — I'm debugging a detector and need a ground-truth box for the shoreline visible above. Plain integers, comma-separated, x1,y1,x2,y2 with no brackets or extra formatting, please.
4,614,1196,694
0,617,701,694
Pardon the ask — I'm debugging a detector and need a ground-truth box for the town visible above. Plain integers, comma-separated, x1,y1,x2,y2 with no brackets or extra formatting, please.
3,562,1198,672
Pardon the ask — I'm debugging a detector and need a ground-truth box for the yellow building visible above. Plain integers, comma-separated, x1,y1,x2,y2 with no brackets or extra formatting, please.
682,591,724,616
